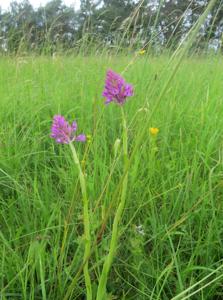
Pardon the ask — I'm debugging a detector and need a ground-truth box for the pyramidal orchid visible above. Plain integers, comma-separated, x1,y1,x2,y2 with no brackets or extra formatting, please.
97,71,133,300
102,69,133,105
51,115,86,144
50,115,92,300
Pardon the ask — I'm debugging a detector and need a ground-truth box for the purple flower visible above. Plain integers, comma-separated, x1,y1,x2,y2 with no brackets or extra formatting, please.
51,115,86,144
102,69,133,105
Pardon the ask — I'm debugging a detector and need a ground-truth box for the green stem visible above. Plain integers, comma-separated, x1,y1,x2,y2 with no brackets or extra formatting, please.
69,143,92,300
96,107,129,300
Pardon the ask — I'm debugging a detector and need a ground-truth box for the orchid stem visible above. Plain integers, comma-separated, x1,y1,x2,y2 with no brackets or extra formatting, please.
69,143,92,300
96,106,129,300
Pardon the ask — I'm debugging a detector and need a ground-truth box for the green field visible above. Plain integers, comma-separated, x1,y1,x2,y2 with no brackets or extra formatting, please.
1,54,223,299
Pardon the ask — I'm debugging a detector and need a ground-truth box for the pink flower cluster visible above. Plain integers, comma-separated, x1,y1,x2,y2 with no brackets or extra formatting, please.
51,70,133,144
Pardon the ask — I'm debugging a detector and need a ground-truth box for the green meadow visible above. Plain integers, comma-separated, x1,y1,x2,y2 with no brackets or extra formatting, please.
1,53,223,299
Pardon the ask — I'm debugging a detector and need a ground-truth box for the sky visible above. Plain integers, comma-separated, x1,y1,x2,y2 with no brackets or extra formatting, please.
0,0,80,11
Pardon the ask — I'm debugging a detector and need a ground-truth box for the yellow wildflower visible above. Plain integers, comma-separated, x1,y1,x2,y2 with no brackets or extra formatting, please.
149,127,159,136
138,49,146,55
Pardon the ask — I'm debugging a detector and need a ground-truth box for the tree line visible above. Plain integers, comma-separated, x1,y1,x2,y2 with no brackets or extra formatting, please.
0,0,223,54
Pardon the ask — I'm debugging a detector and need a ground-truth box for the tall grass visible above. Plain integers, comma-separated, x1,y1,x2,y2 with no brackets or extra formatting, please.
1,51,223,299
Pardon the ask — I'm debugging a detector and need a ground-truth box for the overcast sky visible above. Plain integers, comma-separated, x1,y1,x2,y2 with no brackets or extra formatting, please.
0,0,80,11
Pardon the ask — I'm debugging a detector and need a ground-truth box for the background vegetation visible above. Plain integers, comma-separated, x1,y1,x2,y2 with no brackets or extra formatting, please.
1,0,223,54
